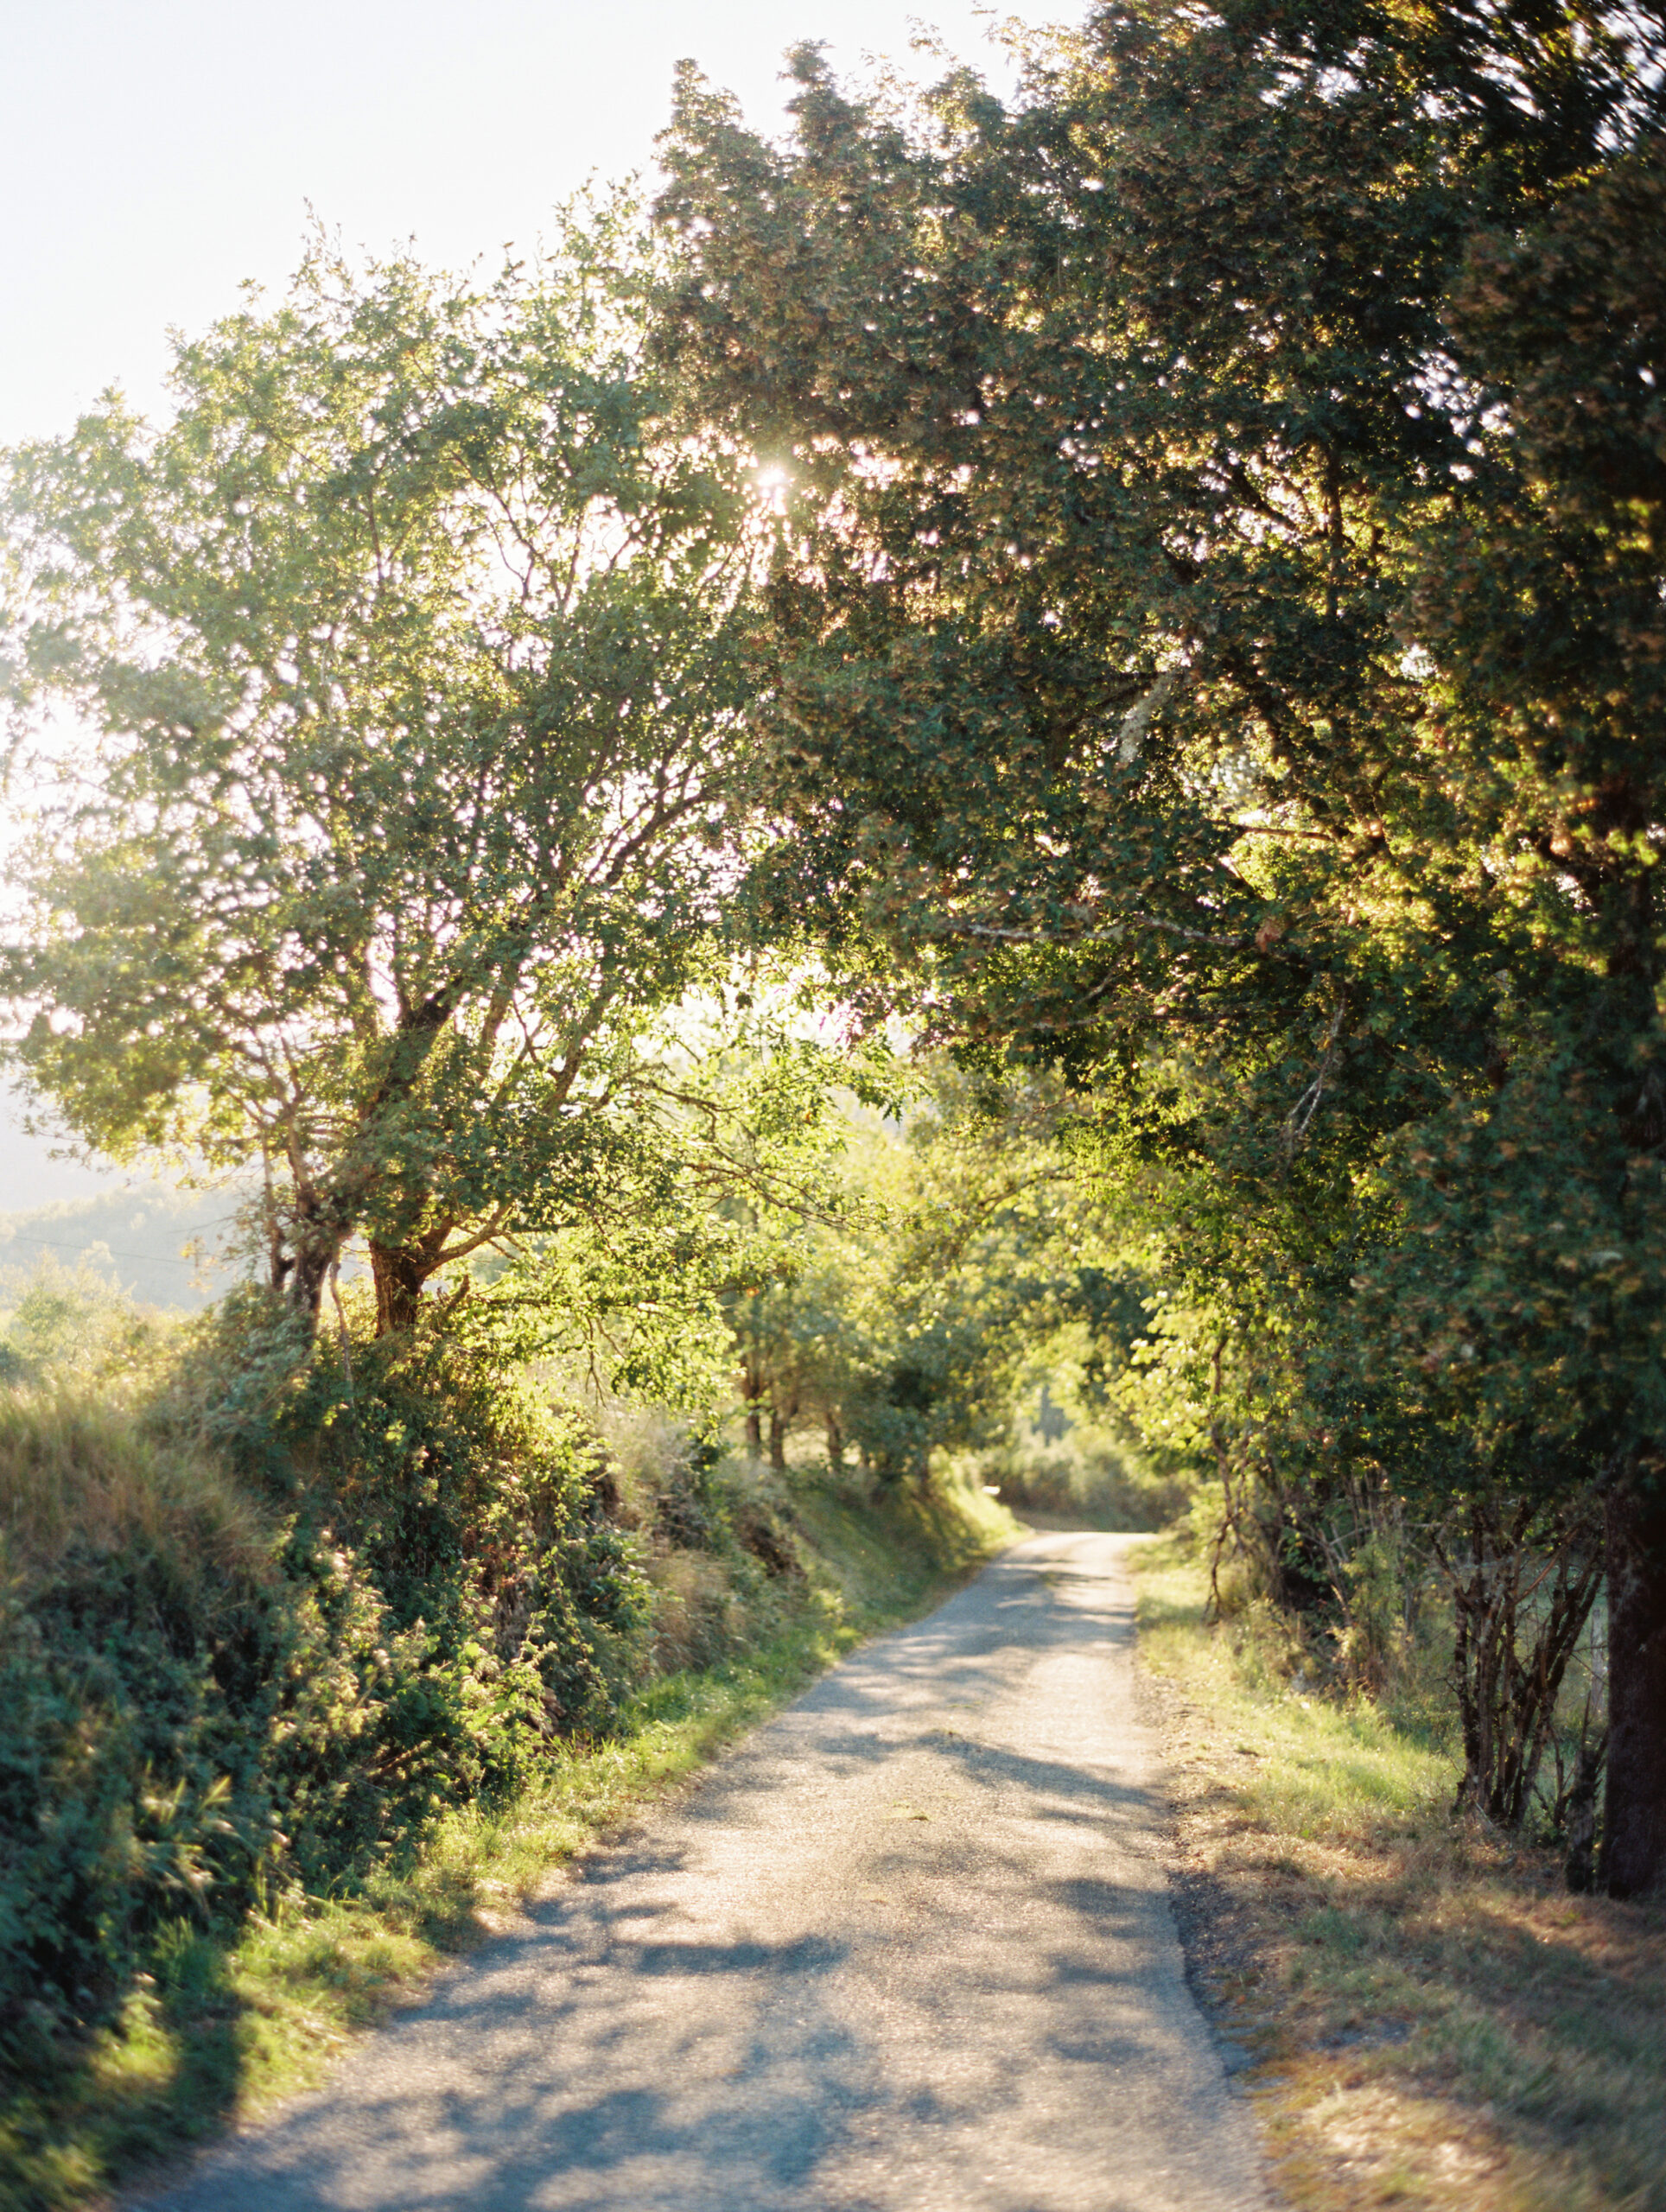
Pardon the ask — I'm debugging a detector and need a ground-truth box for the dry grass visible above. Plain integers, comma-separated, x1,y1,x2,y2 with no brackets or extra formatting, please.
1132,1536,1666,2212
0,1391,271,1583
639,1546,753,1672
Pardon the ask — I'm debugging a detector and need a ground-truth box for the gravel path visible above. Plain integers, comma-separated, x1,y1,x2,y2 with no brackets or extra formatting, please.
139,1530,1269,2211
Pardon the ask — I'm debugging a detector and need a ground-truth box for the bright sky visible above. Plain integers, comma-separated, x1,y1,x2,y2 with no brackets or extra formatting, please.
0,0,1066,448
0,0,1070,1210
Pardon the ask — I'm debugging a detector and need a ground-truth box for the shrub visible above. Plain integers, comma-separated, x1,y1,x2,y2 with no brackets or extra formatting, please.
0,1393,440,2050
971,1409,1191,1529
0,1302,658,2061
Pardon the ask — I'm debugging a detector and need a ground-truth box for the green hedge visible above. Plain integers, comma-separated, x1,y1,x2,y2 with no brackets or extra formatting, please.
0,1310,651,2060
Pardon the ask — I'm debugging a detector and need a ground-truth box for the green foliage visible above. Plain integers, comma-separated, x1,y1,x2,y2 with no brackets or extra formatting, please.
452,1027,880,1412
0,1259,165,1387
0,197,779,1337
658,0,1666,1885
971,1389,1188,1530
0,1301,658,2065
722,1065,1133,1483
0,1395,340,2047
266,1309,652,1733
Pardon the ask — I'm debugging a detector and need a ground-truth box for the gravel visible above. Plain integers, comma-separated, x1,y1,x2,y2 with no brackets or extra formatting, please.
137,1530,1270,2212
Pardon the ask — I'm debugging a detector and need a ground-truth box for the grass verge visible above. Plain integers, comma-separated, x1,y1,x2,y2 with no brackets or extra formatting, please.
1129,1535,1666,2212
4,1472,1016,2212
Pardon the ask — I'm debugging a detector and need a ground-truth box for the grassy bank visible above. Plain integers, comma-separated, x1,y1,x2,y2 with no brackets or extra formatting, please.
3,1467,1014,2212
1131,1537,1666,2212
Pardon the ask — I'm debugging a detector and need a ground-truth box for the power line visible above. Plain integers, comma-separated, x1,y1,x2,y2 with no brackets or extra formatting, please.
0,1228,222,1271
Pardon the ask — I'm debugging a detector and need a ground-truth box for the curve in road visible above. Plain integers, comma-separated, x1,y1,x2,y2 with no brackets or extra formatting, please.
137,1530,1269,2211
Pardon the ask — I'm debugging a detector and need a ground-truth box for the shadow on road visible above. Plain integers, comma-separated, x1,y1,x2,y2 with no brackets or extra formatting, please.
142,1535,1266,2212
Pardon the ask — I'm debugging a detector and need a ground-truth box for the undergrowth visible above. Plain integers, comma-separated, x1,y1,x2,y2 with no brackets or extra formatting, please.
0,1351,1013,2212
1132,1535,1666,2212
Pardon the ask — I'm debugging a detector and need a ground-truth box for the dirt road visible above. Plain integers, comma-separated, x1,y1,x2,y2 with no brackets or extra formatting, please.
141,1530,1268,2211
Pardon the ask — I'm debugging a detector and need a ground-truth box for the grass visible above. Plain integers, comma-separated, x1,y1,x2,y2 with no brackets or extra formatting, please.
0,1388,269,1581
2,1469,1017,2212
1130,1536,1666,2212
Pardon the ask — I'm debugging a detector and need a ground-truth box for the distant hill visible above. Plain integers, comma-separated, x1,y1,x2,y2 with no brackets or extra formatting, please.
0,1184,251,1310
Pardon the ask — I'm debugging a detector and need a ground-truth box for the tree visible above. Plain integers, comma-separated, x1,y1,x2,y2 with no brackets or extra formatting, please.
1372,141,1666,1892
2,207,769,1338
724,1066,1105,1482
657,6,1666,1886
727,1226,857,1469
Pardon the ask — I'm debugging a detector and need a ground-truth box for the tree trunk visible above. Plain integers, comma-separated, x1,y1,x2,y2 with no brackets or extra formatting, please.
824,1410,844,1476
768,1409,789,1473
1442,1492,1604,1829
744,1402,763,1459
1603,1474,1666,1897
1564,1737,1604,1894
276,1181,342,1333
286,1244,334,1328
369,1242,431,1337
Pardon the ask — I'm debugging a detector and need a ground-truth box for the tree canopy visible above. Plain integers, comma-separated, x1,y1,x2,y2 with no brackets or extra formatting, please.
2,207,784,1336
656,0,1666,1890
3,2,1663,1897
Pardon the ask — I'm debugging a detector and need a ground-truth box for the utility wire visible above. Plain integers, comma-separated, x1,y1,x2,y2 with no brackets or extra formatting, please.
0,1228,219,1270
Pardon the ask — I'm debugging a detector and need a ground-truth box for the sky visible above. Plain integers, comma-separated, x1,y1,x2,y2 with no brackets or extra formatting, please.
0,0,1070,1213
0,0,1064,449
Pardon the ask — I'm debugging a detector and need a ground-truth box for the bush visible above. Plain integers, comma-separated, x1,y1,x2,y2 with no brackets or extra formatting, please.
0,1392,473,2052
249,1313,655,1747
0,1259,168,1389
1,1396,284,2046
973,1409,1191,1529
0,1266,849,2101
0,1299,658,2062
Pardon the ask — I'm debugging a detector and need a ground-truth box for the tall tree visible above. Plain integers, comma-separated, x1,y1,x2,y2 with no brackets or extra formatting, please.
725,1066,1107,1482
657,5,1666,1886
1377,139,1666,1893
2,209,768,1337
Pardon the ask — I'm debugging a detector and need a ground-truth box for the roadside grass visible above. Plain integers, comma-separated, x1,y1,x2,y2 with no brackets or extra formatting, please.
3,1471,1016,2212
1131,1536,1666,2212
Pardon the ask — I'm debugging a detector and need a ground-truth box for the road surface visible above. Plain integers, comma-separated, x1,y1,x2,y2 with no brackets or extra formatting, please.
139,1529,1269,2211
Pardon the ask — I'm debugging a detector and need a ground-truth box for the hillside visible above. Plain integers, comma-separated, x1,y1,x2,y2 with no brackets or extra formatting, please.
0,1185,247,1310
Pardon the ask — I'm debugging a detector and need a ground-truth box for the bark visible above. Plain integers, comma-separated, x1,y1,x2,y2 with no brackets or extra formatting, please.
270,1178,340,1333
369,1241,431,1337
1563,1738,1604,1894
286,1244,334,1327
1442,1492,1604,1829
1603,1474,1666,1897
768,1409,789,1474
